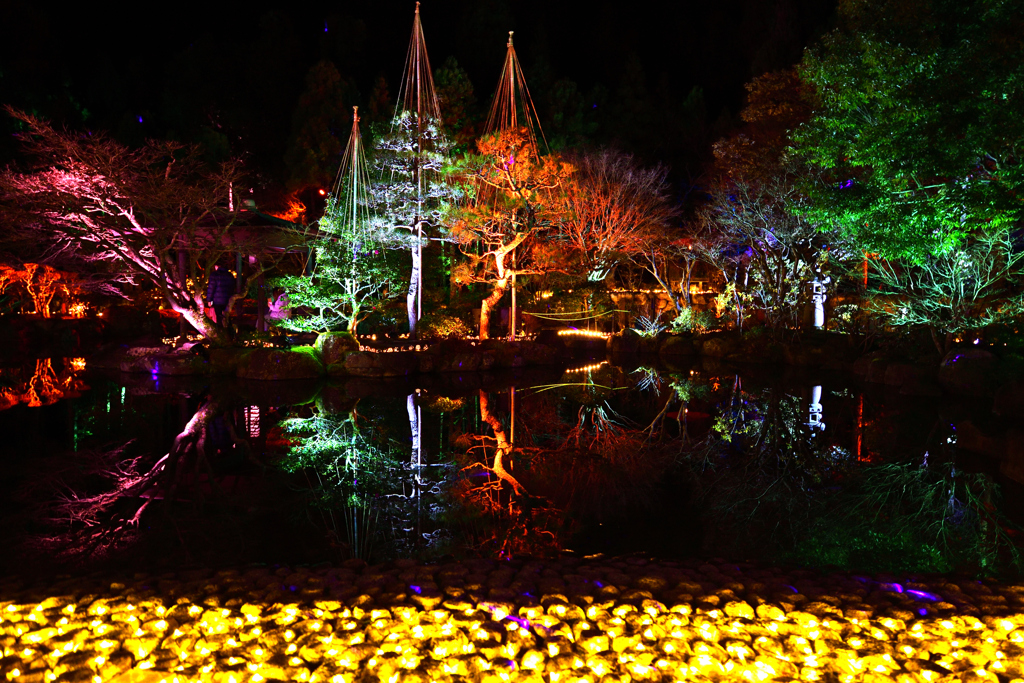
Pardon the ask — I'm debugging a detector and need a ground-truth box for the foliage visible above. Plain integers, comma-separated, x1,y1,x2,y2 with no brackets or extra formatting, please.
699,166,851,331
866,228,1024,355
669,306,718,334
632,313,666,337
283,60,355,191
369,111,465,334
786,462,1024,576
451,128,573,338
434,57,478,154
712,69,816,186
416,310,473,341
795,0,1024,260
271,224,398,334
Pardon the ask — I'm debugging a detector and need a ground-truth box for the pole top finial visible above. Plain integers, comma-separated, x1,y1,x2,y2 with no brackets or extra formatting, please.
415,1,420,13
508,31,514,47
353,105,359,122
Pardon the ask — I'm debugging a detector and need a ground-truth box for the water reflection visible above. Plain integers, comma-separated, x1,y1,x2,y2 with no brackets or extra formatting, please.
0,357,87,410
4,359,1022,578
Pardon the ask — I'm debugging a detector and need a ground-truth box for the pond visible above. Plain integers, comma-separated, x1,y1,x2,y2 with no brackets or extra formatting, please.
1,352,1022,580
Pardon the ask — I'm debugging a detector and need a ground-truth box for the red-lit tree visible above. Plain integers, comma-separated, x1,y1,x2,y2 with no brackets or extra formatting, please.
0,109,278,342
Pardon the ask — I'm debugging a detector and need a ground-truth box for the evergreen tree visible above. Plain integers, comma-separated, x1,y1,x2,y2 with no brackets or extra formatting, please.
369,112,465,335
275,109,398,334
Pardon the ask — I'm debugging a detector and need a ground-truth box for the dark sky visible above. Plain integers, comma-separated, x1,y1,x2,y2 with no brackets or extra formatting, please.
0,0,836,187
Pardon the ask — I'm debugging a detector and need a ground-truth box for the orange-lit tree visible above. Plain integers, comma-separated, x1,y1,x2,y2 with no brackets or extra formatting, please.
0,262,84,317
0,358,87,412
0,109,276,343
559,149,676,284
452,128,572,338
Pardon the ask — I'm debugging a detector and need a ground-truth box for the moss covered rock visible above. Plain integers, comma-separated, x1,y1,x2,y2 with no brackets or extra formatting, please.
315,332,360,366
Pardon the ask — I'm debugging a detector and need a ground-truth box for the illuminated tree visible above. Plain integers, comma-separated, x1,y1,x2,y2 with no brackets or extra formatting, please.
559,149,676,283
0,109,278,343
698,68,847,330
866,229,1024,355
452,128,572,338
275,110,399,334
367,3,462,336
795,0,1024,260
369,112,463,335
698,173,846,330
0,263,81,317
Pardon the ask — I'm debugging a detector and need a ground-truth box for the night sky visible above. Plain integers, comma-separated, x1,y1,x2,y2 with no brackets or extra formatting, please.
0,0,836,196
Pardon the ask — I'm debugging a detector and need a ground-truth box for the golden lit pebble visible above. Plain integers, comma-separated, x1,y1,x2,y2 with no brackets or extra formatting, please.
5,565,1024,683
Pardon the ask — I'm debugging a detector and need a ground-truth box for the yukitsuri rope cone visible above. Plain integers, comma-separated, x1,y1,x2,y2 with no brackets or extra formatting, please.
2,556,1023,683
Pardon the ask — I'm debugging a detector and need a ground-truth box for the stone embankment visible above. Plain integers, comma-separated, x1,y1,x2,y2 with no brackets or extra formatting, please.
3,555,1023,683
89,333,561,382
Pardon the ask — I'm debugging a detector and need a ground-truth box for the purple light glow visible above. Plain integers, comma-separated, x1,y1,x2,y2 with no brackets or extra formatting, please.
409,585,421,594
784,585,799,594
907,589,941,601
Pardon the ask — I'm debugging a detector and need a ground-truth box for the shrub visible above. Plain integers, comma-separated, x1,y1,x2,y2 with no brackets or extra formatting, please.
670,307,718,334
417,311,473,340
632,313,667,337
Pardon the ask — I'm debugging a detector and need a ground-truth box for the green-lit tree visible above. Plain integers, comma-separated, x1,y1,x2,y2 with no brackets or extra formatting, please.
867,229,1024,355
795,0,1024,260
274,109,398,334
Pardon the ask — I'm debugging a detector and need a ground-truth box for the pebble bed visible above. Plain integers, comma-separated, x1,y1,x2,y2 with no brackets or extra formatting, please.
2,556,1024,683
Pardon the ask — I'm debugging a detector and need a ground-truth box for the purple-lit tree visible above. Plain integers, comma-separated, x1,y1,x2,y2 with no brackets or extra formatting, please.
0,109,280,343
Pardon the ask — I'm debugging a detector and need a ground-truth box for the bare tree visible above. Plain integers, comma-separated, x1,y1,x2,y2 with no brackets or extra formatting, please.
0,109,282,343
698,172,849,330
559,149,676,283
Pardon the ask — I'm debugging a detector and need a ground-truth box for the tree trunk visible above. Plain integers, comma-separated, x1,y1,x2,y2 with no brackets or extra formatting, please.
407,244,422,337
176,305,229,345
479,277,510,340
256,272,266,332
478,390,524,494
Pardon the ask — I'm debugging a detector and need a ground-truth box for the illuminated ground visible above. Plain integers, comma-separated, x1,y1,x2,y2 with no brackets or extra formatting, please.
3,557,1024,683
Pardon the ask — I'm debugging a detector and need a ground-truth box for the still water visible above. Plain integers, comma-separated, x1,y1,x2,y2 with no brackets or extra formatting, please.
1,354,1021,578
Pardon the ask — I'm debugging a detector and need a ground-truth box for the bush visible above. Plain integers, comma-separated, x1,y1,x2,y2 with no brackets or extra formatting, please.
670,307,718,334
417,311,473,340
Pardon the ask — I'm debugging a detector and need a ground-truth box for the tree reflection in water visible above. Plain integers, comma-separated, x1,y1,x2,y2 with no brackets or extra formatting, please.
9,359,1021,575
280,397,449,561
0,357,87,411
643,366,1023,576
21,395,263,565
